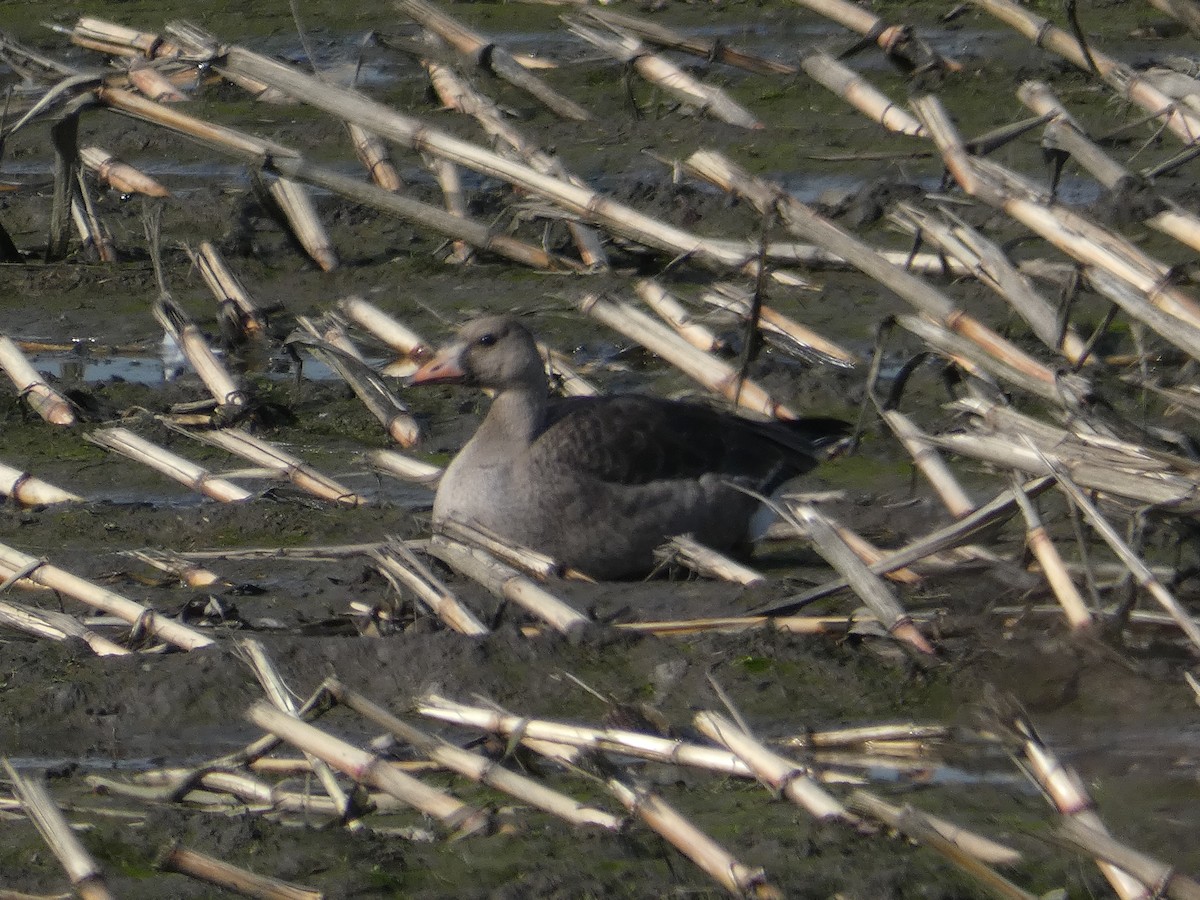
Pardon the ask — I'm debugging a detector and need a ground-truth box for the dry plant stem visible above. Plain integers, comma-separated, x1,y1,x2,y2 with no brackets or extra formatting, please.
3,761,114,900
426,536,589,637
240,639,350,820
0,599,129,656
418,694,755,777
266,176,337,271
971,0,1200,144
880,409,974,517
1012,719,1147,899
890,202,1089,363
0,335,75,425
913,95,1200,342
95,88,575,273
584,8,796,74
80,145,169,197
566,20,763,130
126,65,187,102
800,52,924,137
182,47,760,272
192,428,364,505
850,789,1020,867
1146,0,1200,38
1038,452,1200,654
434,519,566,581
153,298,246,408
1057,819,1200,900
787,504,936,655
0,540,214,650
157,844,322,900
397,0,590,121
849,790,1034,899
612,614,865,636
124,549,223,588
369,449,443,487
70,194,117,263
636,280,726,354
245,702,488,835
0,462,80,505
701,284,858,367
337,296,428,358
693,712,852,823
87,428,252,502
789,0,958,70
581,293,796,419
323,679,622,830
540,344,601,397
607,778,777,898
369,543,489,636
190,242,267,339
1018,82,1200,255
659,536,766,586
347,122,403,192
1009,475,1092,631
683,150,1077,405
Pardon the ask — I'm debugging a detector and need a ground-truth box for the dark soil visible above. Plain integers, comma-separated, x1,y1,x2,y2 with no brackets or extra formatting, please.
2,1,1200,897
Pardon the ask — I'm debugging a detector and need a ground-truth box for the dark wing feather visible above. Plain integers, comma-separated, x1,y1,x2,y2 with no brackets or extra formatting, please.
530,395,848,488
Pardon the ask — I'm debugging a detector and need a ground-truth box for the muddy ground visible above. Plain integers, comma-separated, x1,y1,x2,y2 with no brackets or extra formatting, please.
2,0,1200,896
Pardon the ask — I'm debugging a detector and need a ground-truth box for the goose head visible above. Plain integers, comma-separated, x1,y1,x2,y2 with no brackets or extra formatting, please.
409,316,546,393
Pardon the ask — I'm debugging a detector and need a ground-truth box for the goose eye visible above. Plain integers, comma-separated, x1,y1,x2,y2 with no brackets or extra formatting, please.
477,333,497,347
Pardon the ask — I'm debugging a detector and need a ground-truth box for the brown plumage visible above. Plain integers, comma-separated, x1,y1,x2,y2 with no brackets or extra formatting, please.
410,316,848,579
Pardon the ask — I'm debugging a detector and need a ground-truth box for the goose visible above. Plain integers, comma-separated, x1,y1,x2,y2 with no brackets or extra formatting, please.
410,316,849,579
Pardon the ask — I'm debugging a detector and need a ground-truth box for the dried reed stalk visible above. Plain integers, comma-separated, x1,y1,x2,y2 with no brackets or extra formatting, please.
0,335,75,425
266,176,337,271
70,17,181,58
3,761,115,900
434,518,569,581
417,694,755,777
192,428,364,506
189,241,267,340
0,462,80,505
607,778,778,898
694,711,852,823
1018,82,1200,255
584,8,796,75
1009,476,1092,631
566,20,763,130
1057,819,1200,900
397,0,590,120
336,296,429,359
656,536,766,586
912,96,1200,344
126,63,188,102
324,679,622,830
153,297,246,408
80,145,169,197
369,449,443,487
369,542,489,636
800,51,924,137
684,150,1080,406
173,44,758,272
124,549,224,588
612,614,865,636
700,283,858,368
779,722,951,749
70,193,118,263
635,281,727,354
87,427,252,502
1036,451,1200,654
347,122,403,192
245,702,488,835
419,55,608,269
291,317,420,447
95,86,577,273
790,0,960,71
427,535,589,637
880,409,975,518
848,790,1033,897
890,202,1089,364
1005,714,1147,899
157,844,322,900
581,293,796,419
539,343,600,397
0,598,129,656
240,639,350,819
784,504,936,654
0,540,214,650
971,0,1200,144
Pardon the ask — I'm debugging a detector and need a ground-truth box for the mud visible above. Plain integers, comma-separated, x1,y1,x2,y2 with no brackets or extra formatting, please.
2,1,1200,897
